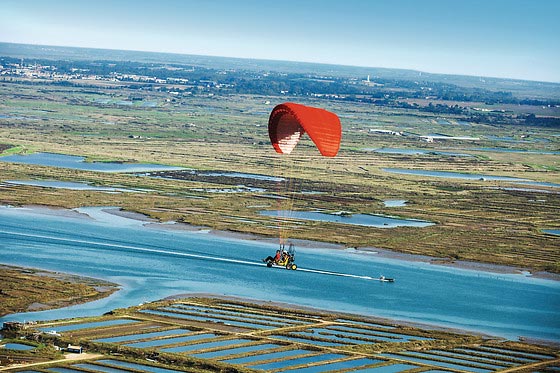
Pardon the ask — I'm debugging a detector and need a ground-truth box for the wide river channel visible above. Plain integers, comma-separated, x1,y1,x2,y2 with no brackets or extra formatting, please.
0,205,558,342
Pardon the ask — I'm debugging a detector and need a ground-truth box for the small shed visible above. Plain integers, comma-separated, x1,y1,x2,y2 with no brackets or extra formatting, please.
66,344,82,354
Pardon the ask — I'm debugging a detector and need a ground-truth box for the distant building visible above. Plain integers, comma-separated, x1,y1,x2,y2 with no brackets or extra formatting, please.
66,344,82,354
420,135,479,142
370,129,403,136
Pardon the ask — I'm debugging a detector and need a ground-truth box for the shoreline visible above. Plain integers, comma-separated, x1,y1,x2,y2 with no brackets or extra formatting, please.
107,207,560,281
1,204,558,346
0,264,120,318
11,203,560,282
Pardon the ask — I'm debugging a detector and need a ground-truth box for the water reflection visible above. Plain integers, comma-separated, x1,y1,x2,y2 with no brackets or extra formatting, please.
369,148,472,157
5,180,146,193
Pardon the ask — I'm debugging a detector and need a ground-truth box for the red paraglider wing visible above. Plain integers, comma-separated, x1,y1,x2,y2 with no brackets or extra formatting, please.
268,103,341,157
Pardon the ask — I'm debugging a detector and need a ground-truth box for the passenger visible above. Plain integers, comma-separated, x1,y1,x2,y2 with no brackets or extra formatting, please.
263,250,281,263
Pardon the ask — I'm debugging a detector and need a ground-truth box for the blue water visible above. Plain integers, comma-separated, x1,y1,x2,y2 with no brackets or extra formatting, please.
6,180,144,193
515,181,560,189
192,186,266,193
96,360,186,373
352,363,418,373
249,353,346,370
0,206,558,342
260,210,434,228
160,338,250,353
473,147,560,155
94,329,188,343
125,333,215,348
379,354,491,373
383,168,529,182
74,364,129,373
140,309,279,330
2,342,35,350
39,319,137,332
201,171,284,182
0,114,35,120
316,326,431,342
286,358,383,373
192,343,279,359
370,148,472,157
0,152,184,173
402,351,505,370
170,304,306,325
271,334,349,347
485,136,549,144
224,348,311,364
48,368,84,373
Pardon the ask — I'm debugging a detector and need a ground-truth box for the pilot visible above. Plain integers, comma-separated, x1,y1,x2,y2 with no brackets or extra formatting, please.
263,250,281,263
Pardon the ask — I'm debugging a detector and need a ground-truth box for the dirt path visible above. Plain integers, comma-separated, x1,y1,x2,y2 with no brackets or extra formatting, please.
496,358,560,373
0,352,103,371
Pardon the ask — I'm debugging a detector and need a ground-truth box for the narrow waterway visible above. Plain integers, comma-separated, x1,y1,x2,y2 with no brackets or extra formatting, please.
0,205,558,342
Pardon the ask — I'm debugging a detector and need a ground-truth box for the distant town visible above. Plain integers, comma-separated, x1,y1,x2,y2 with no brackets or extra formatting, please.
1,54,558,127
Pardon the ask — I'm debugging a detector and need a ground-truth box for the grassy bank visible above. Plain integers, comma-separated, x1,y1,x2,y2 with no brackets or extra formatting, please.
0,265,119,317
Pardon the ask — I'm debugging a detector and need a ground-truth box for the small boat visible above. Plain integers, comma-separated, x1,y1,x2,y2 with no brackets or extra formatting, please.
379,275,394,282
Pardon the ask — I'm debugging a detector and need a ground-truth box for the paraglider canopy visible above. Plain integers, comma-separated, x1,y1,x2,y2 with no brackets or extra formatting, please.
268,102,341,157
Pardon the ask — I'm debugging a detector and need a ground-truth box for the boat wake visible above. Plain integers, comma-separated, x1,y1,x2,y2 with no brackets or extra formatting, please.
0,229,382,282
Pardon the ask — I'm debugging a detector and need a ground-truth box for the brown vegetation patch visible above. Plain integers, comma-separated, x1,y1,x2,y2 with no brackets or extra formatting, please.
0,265,119,317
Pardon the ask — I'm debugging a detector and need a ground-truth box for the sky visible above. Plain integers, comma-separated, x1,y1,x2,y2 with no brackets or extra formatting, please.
1,0,559,82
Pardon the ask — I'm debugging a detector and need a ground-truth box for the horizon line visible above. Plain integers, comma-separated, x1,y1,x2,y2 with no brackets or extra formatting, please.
1,40,559,85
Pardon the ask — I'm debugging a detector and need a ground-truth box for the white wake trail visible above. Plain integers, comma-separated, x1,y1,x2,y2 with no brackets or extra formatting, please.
0,230,379,281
